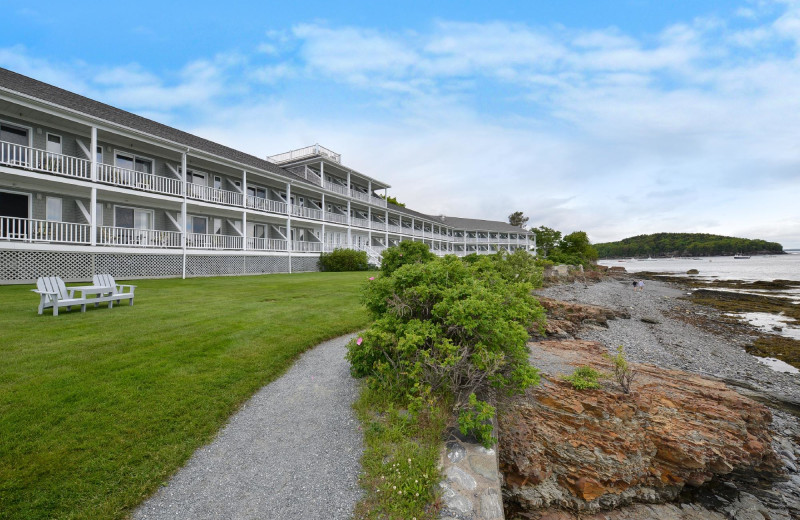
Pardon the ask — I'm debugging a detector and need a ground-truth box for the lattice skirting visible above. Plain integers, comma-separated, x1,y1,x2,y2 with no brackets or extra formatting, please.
0,250,319,284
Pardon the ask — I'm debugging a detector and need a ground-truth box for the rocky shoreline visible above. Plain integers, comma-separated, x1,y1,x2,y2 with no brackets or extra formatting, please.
497,274,800,519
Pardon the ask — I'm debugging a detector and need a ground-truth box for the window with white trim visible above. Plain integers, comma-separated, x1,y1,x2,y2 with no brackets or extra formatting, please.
46,197,62,222
46,134,62,155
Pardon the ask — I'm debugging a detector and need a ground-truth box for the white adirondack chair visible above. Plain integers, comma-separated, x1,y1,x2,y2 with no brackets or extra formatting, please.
92,274,136,306
32,276,87,316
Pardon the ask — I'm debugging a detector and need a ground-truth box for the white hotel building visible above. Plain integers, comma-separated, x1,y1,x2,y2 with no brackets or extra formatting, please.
0,68,534,284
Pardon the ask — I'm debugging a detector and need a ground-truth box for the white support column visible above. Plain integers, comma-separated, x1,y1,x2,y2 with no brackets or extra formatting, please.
384,209,389,247
367,206,372,246
181,152,188,279
89,126,97,247
347,171,351,192
321,193,326,251
286,182,292,273
320,161,325,187
242,171,247,208
411,218,415,241
347,200,352,247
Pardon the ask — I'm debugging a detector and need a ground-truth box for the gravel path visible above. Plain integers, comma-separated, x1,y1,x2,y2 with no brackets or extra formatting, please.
537,279,800,407
134,334,363,520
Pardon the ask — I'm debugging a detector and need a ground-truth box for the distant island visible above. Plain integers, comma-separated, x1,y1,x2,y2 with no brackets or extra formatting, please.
594,233,784,259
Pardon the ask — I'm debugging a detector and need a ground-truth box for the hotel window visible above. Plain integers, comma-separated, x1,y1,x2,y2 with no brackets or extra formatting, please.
187,216,207,234
213,218,223,235
46,134,62,155
214,176,222,190
115,153,152,174
114,206,153,230
96,146,103,164
46,197,62,222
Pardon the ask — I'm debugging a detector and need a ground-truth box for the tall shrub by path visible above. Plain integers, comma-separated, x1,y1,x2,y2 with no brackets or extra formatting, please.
347,255,545,445
469,250,544,287
318,248,368,272
379,241,435,276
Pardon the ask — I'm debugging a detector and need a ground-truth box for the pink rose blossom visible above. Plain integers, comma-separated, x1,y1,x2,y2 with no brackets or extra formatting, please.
369,276,375,281
357,337,363,345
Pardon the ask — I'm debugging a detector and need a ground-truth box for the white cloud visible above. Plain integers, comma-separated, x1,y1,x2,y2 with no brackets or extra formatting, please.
2,4,799,247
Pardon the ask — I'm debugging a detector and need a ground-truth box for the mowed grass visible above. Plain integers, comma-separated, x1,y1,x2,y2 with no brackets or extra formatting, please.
0,272,371,520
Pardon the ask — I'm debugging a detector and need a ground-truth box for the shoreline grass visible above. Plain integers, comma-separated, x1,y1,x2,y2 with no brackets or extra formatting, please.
0,272,371,520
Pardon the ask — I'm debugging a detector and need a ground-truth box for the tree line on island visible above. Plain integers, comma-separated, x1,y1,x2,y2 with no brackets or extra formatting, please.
506,212,783,262
592,233,784,258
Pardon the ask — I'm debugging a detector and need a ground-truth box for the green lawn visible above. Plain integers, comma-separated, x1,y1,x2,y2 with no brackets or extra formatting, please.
0,272,371,520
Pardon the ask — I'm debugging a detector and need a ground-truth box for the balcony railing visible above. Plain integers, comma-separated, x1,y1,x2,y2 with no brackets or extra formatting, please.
351,217,370,228
187,184,243,206
324,181,348,195
293,240,323,252
247,195,287,214
371,195,387,208
350,189,370,203
267,144,341,164
287,165,322,185
1,142,91,180
413,229,423,237
186,233,243,250
371,221,387,231
0,217,90,244
248,237,288,251
97,226,182,248
97,164,183,196
388,224,403,234
291,205,323,220
324,212,348,224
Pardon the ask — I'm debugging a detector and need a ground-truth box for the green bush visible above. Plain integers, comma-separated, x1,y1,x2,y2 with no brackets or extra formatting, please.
563,365,604,390
607,345,636,394
379,241,435,276
318,248,368,272
347,255,545,445
468,250,543,287
458,393,496,448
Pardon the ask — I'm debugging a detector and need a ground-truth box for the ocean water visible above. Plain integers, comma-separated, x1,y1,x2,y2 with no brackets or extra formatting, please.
599,253,800,283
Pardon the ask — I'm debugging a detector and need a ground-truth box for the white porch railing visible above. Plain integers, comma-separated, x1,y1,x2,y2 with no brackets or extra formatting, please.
324,212,348,224
293,241,322,252
97,164,183,196
388,224,403,234
97,226,182,248
1,142,91,180
350,189,370,202
187,184,243,206
247,195,287,214
0,217,90,244
248,237,288,251
413,229,423,237
291,205,323,220
351,217,370,228
324,181,348,195
371,221,387,231
287,165,322,185
371,195,387,208
186,233,243,250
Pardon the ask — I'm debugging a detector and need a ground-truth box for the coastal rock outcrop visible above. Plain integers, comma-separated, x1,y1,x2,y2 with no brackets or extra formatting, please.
534,297,629,339
499,339,785,518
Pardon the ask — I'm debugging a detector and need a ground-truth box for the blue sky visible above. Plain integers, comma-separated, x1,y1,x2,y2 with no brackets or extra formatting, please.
3,0,799,247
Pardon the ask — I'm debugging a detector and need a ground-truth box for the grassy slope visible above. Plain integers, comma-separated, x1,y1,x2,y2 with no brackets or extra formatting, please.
0,272,370,520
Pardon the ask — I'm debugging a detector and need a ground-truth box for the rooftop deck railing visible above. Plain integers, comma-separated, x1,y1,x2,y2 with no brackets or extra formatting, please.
0,217,90,244
267,144,341,164
1,142,91,180
97,164,183,197
247,195,287,214
97,226,182,248
187,183,243,207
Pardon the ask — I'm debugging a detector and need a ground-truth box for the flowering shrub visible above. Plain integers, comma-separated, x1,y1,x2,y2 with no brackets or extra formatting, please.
347,255,545,446
379,241,435,276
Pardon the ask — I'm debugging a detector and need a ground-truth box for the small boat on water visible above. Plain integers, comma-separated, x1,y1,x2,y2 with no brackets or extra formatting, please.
734,253,750,259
